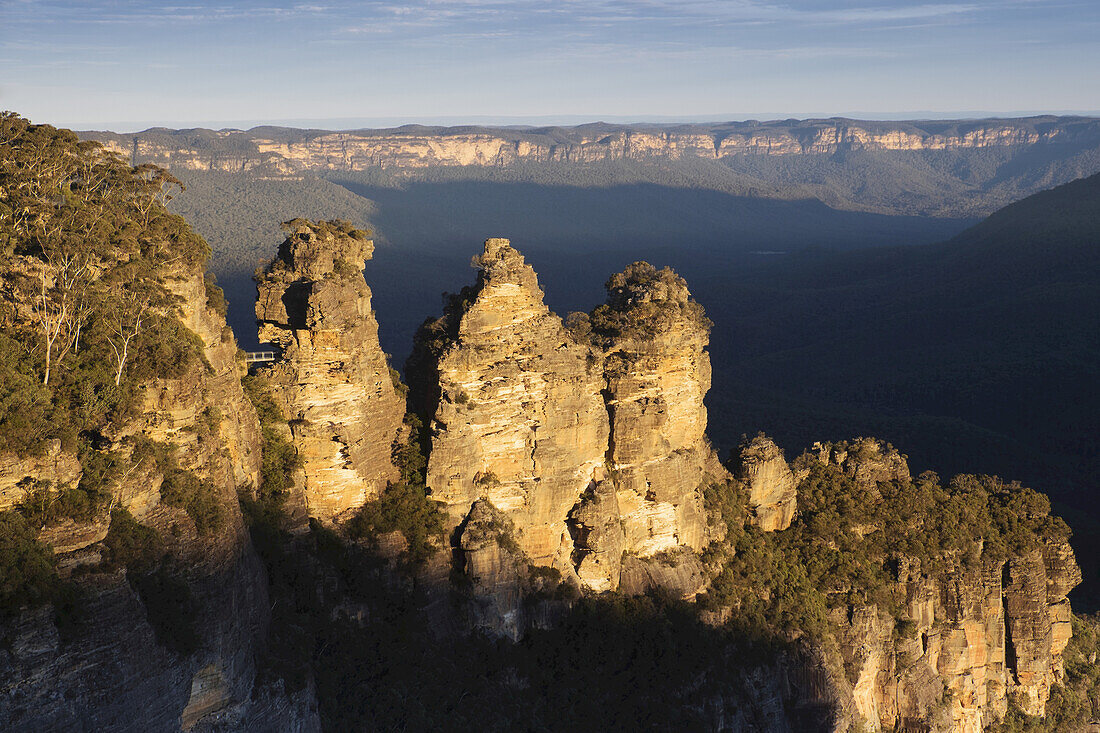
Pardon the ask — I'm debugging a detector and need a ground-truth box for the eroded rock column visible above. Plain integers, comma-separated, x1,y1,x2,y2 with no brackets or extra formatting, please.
411,238,609,570
255,219,404,521
584,262,726,558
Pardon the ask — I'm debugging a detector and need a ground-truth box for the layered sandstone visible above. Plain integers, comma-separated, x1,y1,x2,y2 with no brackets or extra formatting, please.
87,117,1100,174
737,435,800,531
587,262,725,558
410,245,725,612
813,448,1082,732
255,220,404,521
0,251,277,730
412,238,609,570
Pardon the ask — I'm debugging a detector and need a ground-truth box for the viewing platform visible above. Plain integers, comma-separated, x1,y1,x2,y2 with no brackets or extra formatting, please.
244,351,277,364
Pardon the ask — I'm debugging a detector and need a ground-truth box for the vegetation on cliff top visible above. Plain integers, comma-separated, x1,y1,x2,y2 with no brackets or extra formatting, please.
569,261,711,348
0,113,210,493
702,456,1072,638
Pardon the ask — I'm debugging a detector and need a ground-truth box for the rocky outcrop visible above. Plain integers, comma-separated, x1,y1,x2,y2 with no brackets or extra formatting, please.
456,499,530,641
0,440,81,512
409,242,728,609
813,437,910,495
587,262,725,559
255,219,404,522
567,482,625,593
412,238,609,572
812,447,1083,733
0,255,277,730
737,435,800,532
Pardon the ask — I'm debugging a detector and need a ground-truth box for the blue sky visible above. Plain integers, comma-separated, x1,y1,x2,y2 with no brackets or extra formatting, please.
2,0,1098,130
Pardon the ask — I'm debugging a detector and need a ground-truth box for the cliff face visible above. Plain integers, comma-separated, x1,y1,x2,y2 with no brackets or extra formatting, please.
0,260,279,731
413,238,609,572
589,262,725,560
809,442,1082,732
737,435,800,532
254,220,404,522
86,117,1100,174
407,242,726,621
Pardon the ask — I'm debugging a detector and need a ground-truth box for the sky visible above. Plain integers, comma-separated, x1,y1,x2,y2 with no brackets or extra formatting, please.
2,0,1099,131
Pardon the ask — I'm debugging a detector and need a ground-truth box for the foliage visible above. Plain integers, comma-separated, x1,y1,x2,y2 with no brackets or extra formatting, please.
586,261,711,346
392,413,427,485
203,273,227,318
242,375,301,500
346,482,445,566
700,459,1074,645
0,511,60,614
132,438,223,535
104,508,162,572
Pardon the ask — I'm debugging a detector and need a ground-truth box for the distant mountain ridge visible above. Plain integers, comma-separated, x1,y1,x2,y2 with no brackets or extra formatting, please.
82,115,1100,218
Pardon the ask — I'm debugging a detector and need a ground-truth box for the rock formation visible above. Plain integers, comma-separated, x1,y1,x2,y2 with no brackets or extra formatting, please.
811,447,1082,732
410,238,609,571
408,244,729,614
737,435,799,531
87,117,1100,174
0,260,284,731
585,262,725,558
255,219,405,522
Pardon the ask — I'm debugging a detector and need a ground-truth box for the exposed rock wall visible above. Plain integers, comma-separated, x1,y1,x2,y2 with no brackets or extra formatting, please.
409,244,727,624
591,262,725,557
813,446,1083,732
255,220,404,522
0,258,280,731
412,238,609,570
87,117,1100,174
737,436,800,532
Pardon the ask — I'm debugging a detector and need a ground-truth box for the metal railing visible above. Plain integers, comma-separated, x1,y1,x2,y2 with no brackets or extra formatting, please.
244,351,277,364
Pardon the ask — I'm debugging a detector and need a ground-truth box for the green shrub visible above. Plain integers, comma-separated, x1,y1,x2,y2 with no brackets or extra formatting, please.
203,273,227,317
104,509,163,572
346,483,445,565
133,438,223,534
0,511,60,614
392,414,428,485
242,375,302,500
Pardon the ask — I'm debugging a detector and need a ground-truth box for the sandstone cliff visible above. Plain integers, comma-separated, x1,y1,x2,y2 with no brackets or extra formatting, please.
0,259,281,731
409,238,609,573
85,117,1100,174
807,442,1081,732
583,262,725,560
737,435,800,532
254,219,404,522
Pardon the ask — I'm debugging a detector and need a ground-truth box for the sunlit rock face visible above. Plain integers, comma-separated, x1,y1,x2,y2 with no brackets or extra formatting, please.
737,435,799,532
92,119,1087,174
255,220,404,522
409,245,729,613
412,238,609,572
587,262,727,560
0,250,276,731
811,445,1082,732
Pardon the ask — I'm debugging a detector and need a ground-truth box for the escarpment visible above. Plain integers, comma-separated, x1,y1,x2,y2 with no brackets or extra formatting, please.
3,113,1092,733
798,441,1081,732
88,117,1100,174
254,219,404,522
0,116,285,731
